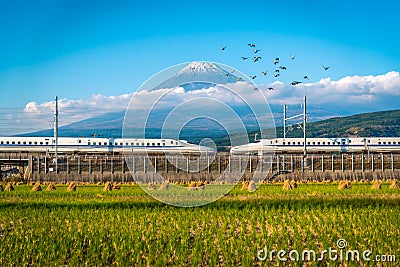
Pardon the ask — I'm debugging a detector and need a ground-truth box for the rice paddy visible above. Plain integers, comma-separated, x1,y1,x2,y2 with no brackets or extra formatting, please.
0,182,399,266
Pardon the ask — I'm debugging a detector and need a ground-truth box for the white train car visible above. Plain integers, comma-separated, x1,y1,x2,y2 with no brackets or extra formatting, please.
113,138,214,154
0,136,214,154
230,137,400,155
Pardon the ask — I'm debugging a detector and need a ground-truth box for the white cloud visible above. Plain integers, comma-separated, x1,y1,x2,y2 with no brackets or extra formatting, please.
2,71,399,135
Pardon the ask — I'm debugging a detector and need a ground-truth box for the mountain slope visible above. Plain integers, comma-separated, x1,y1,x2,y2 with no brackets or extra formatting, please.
276,109,400,138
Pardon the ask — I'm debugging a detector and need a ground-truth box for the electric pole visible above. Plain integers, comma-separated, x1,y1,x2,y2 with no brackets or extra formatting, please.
54,96,58,174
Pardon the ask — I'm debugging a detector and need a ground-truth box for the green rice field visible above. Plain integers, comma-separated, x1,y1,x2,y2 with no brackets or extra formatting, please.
0,182,399,266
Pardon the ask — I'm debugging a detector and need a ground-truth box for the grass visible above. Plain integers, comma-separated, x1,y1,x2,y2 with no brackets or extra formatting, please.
0,183,399,266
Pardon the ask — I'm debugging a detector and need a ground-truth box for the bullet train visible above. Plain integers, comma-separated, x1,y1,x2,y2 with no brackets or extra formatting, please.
0,137,215,154
230,137,400,155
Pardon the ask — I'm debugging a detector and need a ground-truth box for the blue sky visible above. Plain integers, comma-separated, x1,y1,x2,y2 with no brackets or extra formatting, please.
0,0,399,133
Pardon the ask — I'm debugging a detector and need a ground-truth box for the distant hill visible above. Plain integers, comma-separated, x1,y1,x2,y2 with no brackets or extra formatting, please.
275,109,400,138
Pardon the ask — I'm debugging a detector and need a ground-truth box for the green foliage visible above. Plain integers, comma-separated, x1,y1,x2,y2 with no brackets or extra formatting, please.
0,184,399,266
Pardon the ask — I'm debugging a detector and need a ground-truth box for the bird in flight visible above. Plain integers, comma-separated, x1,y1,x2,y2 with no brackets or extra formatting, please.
254,87,259,91
323,65,330,70
279,66,287,70
291,81,302,86
248,43,256,47
253,49,261,53
252,56,261,62
268,87,275,90
261,71,268,75
304,76,309,80
272,58,280,65
241,57,249,60
250,75,257,79
221,45,227,51
237,77,243,81
224,73,230,77
290,55,296,60
274,73,280,77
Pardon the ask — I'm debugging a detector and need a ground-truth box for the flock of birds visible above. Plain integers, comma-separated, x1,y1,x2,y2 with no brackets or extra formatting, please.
220,43,330,90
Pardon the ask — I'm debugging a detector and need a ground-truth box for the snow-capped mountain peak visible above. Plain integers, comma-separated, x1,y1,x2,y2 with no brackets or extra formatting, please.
150,61,240,91
177,62,227,75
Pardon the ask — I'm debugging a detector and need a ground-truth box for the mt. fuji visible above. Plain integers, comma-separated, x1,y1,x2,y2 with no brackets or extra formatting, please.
150,62,242,91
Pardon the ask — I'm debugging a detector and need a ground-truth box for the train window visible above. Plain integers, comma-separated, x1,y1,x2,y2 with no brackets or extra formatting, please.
270,141,272,144
142,143,144,146
18,141,21,144
307,142,310,145
40,142,43,145
12,141,15,144
78,140,81,143
119,143,122,146
157,143,160,146
125,142,128,146
368,140,371,143
136,143,139,146
104,142,107,145
322,142,325,145
383,142,386,145
349,140,351,143
23,141,26,144
0,141,3,144
46,142,48,145
29,141,32,144
171,141,173,144
162,143,165,146
298,142,301,145
287,142,290,145
151,143,154,146
327,142,330,145
378,142,381,145
282,142,285,145
317,142,320,145
6,141,9,144
34,142,37,145
176,142,178,145
88,142,91,145
312,142,315,145
130,142,133,145
146,143,149,146
93,142,96,145
388,142,391,145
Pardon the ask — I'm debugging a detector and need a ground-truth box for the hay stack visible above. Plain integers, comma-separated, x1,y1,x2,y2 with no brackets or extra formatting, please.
188,182,196,190
147,183,156,190
112,183,120,190
371,180,382,190
390,180,400,189
338,181,351,190
103,182,113,191
67,182,76,191
31,182,41,192
242,181,250,190
46,182,56,191
283,180,295,190
247,180,256,192
196,181,205,190
159,181,169,190
5,183,14,191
